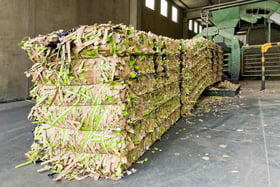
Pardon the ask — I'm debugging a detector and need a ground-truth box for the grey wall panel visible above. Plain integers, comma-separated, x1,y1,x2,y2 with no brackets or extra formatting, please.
0,0,30,102
141,0,184,39
77,0,130,25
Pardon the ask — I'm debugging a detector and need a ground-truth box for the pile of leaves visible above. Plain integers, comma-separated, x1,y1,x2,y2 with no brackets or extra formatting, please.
19,23,223,181
208,80,240,91
192,96,234,115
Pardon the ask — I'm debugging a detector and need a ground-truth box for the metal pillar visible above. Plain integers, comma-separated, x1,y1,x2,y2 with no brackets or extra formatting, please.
267,20,272,43
260,42,280,90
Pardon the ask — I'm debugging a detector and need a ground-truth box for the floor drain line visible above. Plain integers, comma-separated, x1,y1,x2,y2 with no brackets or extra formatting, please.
258,97,272,187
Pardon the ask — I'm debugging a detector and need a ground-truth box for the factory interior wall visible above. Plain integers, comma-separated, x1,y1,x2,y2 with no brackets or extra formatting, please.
271,26,280,43
0,0,130,102
248,25,280,45
187,30,196,39
248,27,267,45
141,0,184,39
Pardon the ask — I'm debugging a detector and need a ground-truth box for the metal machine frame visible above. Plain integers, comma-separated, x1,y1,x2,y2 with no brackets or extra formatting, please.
194,0,280,82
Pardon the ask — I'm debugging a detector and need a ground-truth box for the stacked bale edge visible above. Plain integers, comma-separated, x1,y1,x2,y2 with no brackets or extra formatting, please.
180,39,223,114
20,23,222,181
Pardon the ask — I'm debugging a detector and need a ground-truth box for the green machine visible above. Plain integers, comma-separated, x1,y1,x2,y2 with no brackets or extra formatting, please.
194,0,280,82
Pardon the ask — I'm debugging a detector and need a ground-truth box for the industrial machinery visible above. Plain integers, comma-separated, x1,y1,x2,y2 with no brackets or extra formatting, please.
242,44,280,78
194,0,280,82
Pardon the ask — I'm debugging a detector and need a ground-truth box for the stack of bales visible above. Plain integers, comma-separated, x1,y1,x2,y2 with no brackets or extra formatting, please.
21,24,182,180
180,39,223,115
21,23,224,181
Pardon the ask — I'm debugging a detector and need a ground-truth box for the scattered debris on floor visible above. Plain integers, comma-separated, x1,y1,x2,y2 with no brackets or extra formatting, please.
219,144,227,148
191,96,236,116
136,158,149,164
125,168,137,175
202,156,210,161
210,80,240,90
231,170,239,173
222,154,230,158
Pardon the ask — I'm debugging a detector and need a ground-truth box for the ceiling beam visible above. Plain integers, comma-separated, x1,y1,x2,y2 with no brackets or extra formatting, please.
186,8,201,19
185,0,266,19
201,0,264,11
172,0,190,9
178,0,190,9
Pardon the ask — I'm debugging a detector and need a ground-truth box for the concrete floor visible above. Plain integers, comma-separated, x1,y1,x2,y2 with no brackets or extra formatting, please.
1,80,280,187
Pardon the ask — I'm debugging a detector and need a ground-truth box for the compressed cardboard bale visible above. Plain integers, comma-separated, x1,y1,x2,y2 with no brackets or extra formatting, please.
182,62,213,81
155,35,181,54
30,92,180,133
31,95,181,154
180,39,223,115
28,59,181,180
27,55,181,93
34,81,180,107
28,96,181,180
26,55,155,85
33,83,129,106
21,24,162,64
30,83,180,132
154,54,181,73
28,107,181,181
20,23,223,181
126,71,180,95
30,104,126,131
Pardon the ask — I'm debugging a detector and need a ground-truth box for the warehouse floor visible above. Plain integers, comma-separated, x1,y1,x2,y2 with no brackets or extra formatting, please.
1,80,280,187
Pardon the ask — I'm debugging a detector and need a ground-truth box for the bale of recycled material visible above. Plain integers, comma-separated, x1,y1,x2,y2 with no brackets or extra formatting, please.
27,77,181,180
20,23,222,181
180,38,223,115
21,24,181,63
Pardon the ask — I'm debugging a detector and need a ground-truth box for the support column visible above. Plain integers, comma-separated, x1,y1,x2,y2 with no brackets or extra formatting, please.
183,17,188,39
129,0,142,29
267,20,272,43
